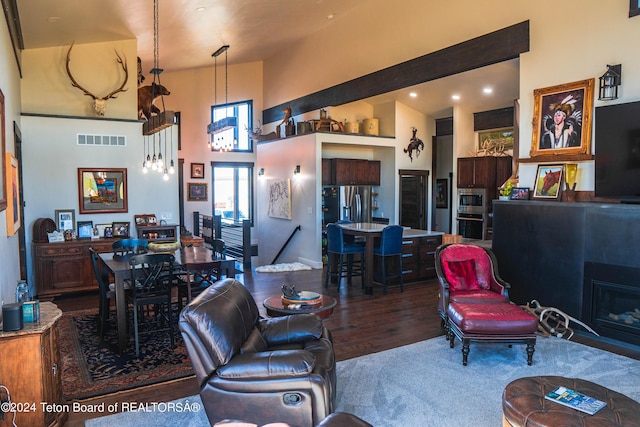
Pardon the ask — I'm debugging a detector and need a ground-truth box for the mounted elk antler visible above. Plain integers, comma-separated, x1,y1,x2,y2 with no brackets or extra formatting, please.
65,43,129,116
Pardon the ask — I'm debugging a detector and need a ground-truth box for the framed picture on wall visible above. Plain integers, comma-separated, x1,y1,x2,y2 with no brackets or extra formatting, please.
78,168,128,214
191,163,205,179
187,183,208,201
113,221,130,237
435,179,448,209
530,79,594,159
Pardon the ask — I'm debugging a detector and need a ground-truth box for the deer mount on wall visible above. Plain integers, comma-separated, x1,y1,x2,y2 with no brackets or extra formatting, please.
65,43,129,116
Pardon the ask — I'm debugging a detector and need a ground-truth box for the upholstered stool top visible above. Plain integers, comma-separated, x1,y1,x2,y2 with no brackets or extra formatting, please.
502,376,640,427
448,302,538,335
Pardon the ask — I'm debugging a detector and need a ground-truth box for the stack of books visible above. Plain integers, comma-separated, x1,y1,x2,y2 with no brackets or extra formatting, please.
545,386,607,415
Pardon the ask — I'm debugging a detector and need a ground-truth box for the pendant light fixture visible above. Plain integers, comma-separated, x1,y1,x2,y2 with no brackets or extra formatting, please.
207,45,237,151
141,0,175,181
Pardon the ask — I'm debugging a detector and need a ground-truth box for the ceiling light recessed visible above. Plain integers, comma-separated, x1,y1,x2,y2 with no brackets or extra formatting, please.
452,94,461,101
483,87,493,94
327,14,335,19
47,16,60,23
195,7,206,12
409,92,417,98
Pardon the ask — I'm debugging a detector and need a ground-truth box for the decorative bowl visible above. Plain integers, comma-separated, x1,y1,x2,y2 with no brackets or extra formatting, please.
147,241,181,253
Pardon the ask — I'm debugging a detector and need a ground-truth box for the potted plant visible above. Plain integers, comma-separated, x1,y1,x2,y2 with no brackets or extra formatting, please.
499,181,515,200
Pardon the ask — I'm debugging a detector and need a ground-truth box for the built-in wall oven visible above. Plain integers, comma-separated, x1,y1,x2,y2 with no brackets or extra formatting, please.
457,188,488,239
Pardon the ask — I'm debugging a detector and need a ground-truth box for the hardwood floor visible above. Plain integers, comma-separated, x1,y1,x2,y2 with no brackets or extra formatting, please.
58,267,640,426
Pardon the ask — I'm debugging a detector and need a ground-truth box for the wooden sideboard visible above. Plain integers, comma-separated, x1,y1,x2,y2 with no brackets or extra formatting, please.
0,302,67,427
33,238,118,300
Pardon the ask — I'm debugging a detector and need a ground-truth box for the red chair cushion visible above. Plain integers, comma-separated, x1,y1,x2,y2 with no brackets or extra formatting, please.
440,244,492,290
443,259,480,291
447,302,538,334
449,290,508,304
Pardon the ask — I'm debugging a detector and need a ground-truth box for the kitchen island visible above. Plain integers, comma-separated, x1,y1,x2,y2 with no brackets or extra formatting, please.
338,223,443,293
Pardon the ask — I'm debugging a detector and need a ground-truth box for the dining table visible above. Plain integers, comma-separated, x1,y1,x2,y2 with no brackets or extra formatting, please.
337,222,388,294
99,245,235,353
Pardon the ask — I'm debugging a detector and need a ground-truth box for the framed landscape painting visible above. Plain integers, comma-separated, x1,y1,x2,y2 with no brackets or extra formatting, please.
78,168,128,214
530,79,594,159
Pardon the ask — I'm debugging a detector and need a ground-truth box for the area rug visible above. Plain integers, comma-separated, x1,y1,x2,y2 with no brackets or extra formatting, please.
255,262,312,273
58,309,193,401
84,336,640,426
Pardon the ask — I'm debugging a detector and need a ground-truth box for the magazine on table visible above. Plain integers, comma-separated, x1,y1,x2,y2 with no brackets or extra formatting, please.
544,386,607,415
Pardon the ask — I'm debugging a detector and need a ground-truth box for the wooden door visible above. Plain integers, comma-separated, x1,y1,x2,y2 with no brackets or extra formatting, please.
399,170,428,230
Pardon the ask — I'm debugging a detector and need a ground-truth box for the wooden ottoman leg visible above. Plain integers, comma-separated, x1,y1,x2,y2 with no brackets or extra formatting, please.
526,339,536,366
462,338,471,366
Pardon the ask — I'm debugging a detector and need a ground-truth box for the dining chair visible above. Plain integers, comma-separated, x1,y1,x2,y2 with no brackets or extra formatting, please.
113,238,148,257
324,223,365,289
127,253,175,357
176,239,227,310
88,247,115,341
373,225,404,294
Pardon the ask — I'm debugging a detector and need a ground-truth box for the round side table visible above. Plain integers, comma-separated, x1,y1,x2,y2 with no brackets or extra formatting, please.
263,295,337,319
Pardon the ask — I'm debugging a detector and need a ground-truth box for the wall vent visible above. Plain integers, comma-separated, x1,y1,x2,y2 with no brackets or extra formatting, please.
77,134,127,147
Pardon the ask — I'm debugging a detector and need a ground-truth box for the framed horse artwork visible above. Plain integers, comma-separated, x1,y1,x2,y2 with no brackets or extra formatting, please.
533,164,564,200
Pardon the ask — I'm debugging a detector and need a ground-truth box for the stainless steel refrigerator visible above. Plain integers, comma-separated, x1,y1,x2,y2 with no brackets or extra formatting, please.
341,185,373,223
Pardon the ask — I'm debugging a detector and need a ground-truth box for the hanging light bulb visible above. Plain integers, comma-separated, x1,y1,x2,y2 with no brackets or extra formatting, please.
163,167,169,181
142,160,147,173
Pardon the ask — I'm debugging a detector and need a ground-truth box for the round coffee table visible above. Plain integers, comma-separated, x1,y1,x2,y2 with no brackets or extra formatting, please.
263,295,337,319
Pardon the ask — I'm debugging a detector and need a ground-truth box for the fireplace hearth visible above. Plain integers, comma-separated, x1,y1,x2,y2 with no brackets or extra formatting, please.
583,262,640,346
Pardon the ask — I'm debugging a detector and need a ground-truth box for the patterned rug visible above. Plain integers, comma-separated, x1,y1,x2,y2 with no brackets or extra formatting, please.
58,309,194,401
255,262,312,273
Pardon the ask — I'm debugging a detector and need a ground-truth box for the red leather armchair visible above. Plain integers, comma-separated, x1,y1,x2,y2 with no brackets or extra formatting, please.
179,278,336,427
435,243,510,331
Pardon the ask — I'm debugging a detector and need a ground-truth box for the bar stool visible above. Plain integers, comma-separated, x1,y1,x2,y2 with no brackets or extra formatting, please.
373,225,404,294
324,223,365,289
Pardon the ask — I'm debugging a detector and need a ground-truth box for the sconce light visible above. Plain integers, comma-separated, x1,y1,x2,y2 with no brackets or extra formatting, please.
294,165,301,175
258,168,264,176
599,64,622,101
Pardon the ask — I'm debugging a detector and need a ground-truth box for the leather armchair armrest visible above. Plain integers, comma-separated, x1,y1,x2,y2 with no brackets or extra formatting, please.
259,313,323,346
217,350,316,380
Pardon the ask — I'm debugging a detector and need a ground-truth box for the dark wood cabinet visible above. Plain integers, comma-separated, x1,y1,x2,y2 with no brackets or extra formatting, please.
323,158,381,185
400,233,442,283
33,239,117,300
0,303,67,427
457,156,512,202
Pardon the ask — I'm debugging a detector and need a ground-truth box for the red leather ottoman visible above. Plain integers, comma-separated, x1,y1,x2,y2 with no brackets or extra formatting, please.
502,376,640,427
447,302,538,365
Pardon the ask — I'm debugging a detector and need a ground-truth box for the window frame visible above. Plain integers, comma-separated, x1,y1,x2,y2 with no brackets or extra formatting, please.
211,161,255,227
210,100,253,152
630,0,640,17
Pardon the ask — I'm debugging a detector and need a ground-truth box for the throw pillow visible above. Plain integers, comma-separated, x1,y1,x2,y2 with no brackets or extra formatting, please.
444,259,480,291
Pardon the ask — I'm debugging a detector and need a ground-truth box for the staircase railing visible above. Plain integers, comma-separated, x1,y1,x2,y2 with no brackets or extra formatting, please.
270,225,301,265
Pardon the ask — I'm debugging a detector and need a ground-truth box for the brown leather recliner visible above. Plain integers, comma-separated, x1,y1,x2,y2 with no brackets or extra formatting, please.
179,278,337,427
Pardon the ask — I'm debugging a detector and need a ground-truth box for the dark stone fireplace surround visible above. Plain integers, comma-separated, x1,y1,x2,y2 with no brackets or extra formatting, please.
492,200,640,347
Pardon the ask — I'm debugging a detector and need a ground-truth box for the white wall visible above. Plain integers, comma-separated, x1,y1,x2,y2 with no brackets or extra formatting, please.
21,116,179,285
0,8,24,309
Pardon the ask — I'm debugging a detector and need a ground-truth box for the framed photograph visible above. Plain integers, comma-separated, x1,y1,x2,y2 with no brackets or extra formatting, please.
134,214,157,226
533,165,564,200
267,179,292,219
0,90,6,213
191,162,205,179
530,79,594,159
187,182,208,201
78,167,128,214
104,226,114,238
436,179,448,209
95,223,111,238
478,127,514,151
510,187,530,200
55,209,76,231
113,221,130,237
5,153,20,235
77,220,94,239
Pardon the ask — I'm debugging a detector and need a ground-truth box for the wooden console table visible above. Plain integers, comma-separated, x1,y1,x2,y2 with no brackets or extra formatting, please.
0,302,67,427
33,238,119,300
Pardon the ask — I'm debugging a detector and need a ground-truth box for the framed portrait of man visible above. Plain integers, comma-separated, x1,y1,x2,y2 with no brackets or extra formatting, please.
530,79,594,159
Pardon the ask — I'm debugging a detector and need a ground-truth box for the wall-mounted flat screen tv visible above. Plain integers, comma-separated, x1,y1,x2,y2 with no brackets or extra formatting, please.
594,100,640,203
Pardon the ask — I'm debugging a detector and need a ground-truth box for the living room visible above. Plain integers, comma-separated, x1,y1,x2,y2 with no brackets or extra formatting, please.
1,1,640,426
